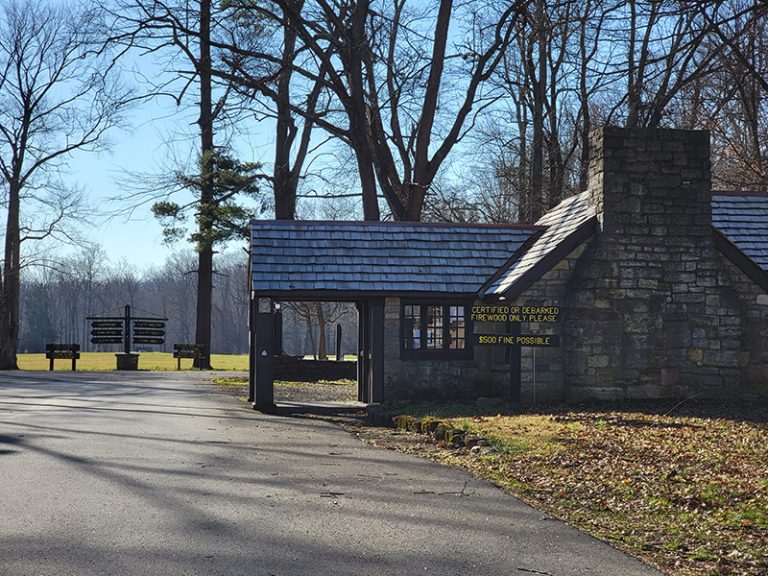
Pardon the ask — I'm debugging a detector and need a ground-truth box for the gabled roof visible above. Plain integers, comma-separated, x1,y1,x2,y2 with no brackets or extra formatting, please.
712,192,768,273
481,192,597,298
250,220,541,296
249,191,768,301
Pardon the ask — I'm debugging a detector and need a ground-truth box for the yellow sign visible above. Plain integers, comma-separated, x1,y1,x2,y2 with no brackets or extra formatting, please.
470,305,560,323
472,334,561,347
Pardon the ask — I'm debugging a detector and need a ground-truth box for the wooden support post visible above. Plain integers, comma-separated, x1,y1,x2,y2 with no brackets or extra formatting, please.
336,323,342,362
49,356,54,372
253,296,275,412
508,321,522,408
124,304,131,354
357,301,370,403
369,299,385,404
248,295,256,403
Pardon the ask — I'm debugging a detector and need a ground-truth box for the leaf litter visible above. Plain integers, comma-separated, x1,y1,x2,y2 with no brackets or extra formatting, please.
355,401,768,576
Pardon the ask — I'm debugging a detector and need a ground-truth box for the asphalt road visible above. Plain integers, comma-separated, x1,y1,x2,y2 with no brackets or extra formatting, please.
0,371,663,576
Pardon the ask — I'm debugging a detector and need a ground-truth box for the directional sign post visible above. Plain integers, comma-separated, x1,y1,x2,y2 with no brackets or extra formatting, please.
91,320,123,329
134,321,165,329
87,305,169,370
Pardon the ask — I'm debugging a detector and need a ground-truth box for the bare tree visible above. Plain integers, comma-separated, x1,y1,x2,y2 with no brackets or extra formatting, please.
215,0,522,221
281,301,352,359
220,0,330,220
697,1,768,189
0,0,129,369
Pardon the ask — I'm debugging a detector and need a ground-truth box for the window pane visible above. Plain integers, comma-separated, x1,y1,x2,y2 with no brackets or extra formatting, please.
426,305,444,348
449,306,466,349
403,304,421,349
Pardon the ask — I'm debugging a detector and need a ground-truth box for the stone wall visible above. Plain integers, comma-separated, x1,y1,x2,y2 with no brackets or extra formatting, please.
382,242,587,403
565,127,768,399
378,128,767,403
382,298,490,401
472,243,589,403
712,256,768,396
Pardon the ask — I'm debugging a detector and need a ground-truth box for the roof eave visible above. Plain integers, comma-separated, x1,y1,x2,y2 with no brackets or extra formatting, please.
249,289,481,301
712,227,768,293
487,216,598,301
476,228,548,297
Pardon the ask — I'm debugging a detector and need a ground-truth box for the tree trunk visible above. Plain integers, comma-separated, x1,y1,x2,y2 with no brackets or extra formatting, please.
274,1,299,220
405,0,452,222
194,0,214,369
305,313,316,359
347,0,380,221
529,0,546,222
315,302,327,360
0,182,21,369
353,130,381,221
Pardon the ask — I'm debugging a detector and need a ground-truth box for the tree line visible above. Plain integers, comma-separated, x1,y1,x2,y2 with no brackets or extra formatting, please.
2,0,767,369
19,249,248,355
19,247,355,358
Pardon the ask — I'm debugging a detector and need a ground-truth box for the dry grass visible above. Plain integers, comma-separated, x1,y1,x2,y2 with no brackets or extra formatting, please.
18,352,249,371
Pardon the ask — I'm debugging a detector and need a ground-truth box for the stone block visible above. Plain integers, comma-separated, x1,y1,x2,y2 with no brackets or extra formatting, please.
687,348,703,363
588,355,610,368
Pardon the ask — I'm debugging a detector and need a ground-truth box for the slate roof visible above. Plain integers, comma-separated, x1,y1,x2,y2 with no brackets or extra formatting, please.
250,220,541,295
481,192,597,298
712,192,768,273
250,192,768,299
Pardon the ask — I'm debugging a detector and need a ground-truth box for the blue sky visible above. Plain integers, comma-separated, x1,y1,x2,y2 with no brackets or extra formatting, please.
68,107,174,269
65,95,272,272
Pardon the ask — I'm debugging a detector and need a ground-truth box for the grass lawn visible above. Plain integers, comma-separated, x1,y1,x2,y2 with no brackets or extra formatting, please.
18,352,249,371
368,402,768,576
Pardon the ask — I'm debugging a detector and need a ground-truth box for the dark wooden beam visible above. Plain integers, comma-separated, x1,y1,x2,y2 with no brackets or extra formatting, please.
251,290,479,301
370,299,385,403
248,294,255,403
508,321,522,408
274,309,283,356
712,228,768,293
253,296,276,412
357,301,370,403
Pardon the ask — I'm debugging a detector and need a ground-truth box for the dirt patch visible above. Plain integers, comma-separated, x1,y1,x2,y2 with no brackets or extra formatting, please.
212,376,358,404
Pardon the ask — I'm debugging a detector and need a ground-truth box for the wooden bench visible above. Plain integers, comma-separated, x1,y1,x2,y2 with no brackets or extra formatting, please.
173,344,205,370
45,344,80,371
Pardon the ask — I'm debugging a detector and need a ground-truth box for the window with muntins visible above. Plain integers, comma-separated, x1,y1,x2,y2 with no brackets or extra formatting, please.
401,301,470,359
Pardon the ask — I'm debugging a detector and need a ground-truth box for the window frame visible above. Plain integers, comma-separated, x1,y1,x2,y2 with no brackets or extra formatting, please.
400,299,473,360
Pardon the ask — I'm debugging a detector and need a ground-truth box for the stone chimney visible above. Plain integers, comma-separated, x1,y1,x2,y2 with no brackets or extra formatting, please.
588,127,711,240
565,127,728,399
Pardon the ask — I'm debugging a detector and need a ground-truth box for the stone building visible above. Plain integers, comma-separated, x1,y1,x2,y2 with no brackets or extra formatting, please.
248,127,768,410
